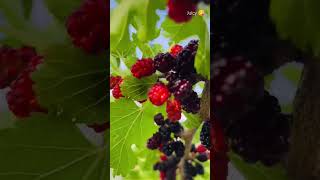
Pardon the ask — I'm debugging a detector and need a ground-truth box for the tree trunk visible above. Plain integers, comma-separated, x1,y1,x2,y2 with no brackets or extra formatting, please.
288,58,320,180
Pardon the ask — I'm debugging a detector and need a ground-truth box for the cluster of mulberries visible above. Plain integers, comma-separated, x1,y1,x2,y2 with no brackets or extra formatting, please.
212,56,291,166
0,46,37,89
212,56,264,123
147,113,184,151
153,40,201,116
226,91,290,166
110,40,208,179
149,113,209,180
0,46,46,118
110,75,123,99
66,0,108,53
116,40,202,121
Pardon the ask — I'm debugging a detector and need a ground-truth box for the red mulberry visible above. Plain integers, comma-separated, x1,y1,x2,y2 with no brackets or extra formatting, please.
170,44,183,57
148,83,170,106
110,76,122,89
166,99,181,122
0,46,36,89
167,0,197,23
131,58,155,79
112,84,123,99
66,0,108,53
6,56,47,118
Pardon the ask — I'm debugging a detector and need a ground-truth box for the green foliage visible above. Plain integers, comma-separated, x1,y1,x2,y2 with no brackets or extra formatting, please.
0,0,67,50
22,0,33,19
0,112,15,130
32,44,108,124
183,113,203,129
230,153,288,180
110,0,165,55
44,0,82,22
264,74,275,90
281,65,302,86
110,99,165,176
0,114,108,180
270,0,320,56
121,75,157,101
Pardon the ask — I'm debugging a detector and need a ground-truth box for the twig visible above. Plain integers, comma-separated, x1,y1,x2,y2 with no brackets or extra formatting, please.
178,128,198,180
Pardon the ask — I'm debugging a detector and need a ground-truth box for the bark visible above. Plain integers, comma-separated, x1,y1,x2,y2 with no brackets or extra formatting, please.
288,57,320,180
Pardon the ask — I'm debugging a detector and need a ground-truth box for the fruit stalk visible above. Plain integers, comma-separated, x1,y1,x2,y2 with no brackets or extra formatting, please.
200,81,210,120
288,56,320,180
179,128,197,180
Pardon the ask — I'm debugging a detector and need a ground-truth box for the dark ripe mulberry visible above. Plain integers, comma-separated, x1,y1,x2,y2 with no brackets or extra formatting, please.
159,126,171,142
195,163,204,175
154,113,165,126
165,70,179,83
185,39,199,53
196,153,208,162
170,79,192,101
175,49,193,69
181,91,200,114
184,160,197,177
153,162,161,170
200,121,211,149
167,121,183,135
154,53,175,73
162,142,174,156
147,132,162,150
173,141,185,157
131,58,155,79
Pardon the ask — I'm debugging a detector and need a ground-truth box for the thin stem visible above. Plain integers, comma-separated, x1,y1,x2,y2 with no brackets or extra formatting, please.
178,128,198,180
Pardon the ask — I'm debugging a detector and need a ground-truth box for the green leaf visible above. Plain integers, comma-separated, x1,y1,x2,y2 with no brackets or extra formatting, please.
0,114,108,180
183,113,203,129
123,55,138,70
44,0,82,22
0,112,15,130
110,0,165,55
110,0,133,52
281,66,302,86
281,104,293,114
161,16,210,79
110,55,122,76
230,153,288,180
132,0,165,42
133,34,165,58
121,75,157,101
22,0,33,19
0,0,26,29
32,44,108,124
110,99,165,176
264,74,275,90
270,0,320,56
195,27,210,79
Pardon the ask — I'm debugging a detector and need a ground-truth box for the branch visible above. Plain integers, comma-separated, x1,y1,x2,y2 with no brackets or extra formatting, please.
178,128,198,180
